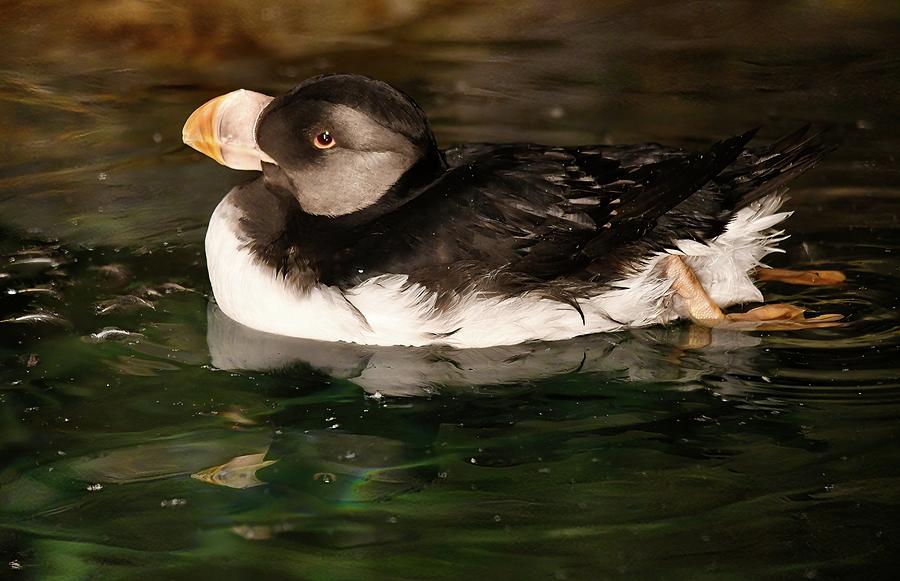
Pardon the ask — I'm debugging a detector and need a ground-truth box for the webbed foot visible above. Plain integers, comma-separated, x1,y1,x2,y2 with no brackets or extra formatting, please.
664,256,843,331
723,303,843,331
755,267,846,286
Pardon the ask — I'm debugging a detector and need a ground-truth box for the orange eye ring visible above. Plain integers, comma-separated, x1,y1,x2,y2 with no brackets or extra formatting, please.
314,130,335,149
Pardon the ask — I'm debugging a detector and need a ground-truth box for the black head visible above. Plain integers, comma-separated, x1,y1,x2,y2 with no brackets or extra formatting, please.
253,74,444,216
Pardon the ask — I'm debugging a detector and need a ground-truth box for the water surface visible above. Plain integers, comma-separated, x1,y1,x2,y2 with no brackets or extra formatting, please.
2,2,900,579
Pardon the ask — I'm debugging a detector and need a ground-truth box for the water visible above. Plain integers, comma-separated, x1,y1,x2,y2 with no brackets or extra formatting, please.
2,2,900,579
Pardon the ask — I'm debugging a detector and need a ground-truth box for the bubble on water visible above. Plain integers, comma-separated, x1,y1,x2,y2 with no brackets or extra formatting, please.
160,498,187,508
9,287,62,299
152,132,163,143
86,327,144,343
86,483,103,492
158,282,191,294
493,515,502,522
9,560,23,570
387,515,398,524
95,295,155,315
89,264,131,284
314,472,336,484
98,172,108,181
232,523,293,540
1,311,68,326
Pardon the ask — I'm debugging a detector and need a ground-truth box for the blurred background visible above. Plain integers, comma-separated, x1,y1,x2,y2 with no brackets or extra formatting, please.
2,2,900,579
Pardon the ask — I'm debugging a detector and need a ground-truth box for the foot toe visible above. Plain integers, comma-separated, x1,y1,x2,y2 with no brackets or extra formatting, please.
757,268,847,286
723,303,844,330
726,303,806,323
753,318,844,331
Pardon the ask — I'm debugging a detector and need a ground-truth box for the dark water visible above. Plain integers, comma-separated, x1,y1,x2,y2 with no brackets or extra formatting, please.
2,2,900,579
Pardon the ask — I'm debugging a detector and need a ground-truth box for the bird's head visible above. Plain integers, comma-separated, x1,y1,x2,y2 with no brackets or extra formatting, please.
183,74,444,216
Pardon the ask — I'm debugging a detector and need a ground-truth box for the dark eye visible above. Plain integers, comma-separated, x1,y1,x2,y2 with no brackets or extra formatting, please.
313,130,335,149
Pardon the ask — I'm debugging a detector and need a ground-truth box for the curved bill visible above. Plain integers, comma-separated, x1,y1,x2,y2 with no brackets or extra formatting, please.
182,89,275,170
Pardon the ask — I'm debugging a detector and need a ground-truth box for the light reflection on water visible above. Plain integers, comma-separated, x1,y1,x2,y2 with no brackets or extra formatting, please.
1,2,900,579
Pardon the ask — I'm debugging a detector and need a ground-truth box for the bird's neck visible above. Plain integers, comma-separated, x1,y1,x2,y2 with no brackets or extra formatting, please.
230,149,447,288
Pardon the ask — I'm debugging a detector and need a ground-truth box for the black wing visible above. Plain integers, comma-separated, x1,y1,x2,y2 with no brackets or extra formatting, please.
581,124,833,275
314,127,829,305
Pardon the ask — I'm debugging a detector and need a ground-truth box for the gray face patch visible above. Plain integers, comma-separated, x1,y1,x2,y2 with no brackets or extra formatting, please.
322,104,419,156
260,102,422,217
289,148,417,216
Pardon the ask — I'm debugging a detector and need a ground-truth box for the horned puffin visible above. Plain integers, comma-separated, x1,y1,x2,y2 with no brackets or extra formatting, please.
182,73,843,349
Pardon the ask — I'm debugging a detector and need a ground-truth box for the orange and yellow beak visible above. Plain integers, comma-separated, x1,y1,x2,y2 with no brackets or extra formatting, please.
182,89,275,171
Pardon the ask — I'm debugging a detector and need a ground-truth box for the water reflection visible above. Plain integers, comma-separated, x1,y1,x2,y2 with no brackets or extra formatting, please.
207,303,762,396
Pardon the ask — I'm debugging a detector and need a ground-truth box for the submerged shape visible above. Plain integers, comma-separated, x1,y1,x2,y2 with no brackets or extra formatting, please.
185,73,842,348
190,452,276,489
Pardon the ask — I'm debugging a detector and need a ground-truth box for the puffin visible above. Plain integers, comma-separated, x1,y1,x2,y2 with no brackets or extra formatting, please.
182,73,844,349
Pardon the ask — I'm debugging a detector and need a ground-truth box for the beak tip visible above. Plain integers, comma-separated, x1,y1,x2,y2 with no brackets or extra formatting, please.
182,95,226,164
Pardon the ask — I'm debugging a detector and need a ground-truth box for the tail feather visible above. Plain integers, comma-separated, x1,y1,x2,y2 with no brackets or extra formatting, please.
582,129,757,258
581,126,833,282
716,124,835,212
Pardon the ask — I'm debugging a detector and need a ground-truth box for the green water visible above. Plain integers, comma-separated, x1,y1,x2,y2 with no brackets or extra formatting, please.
2,2,900,579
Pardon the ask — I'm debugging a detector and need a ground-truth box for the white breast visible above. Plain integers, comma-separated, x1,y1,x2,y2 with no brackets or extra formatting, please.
205,192,789,348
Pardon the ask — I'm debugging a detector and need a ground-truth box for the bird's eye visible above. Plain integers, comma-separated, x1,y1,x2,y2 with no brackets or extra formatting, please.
314,130,335,149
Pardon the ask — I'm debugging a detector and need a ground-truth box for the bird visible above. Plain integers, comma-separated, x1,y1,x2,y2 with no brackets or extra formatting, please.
182,73,844,349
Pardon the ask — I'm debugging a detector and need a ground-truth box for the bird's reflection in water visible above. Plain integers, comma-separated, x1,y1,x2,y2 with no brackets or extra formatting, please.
63,306,768,501
206,303,762,397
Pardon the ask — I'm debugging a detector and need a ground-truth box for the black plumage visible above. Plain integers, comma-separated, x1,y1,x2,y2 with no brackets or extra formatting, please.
234,114,830,311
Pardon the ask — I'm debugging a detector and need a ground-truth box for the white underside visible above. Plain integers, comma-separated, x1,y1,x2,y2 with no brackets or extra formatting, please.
205,192,790,348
